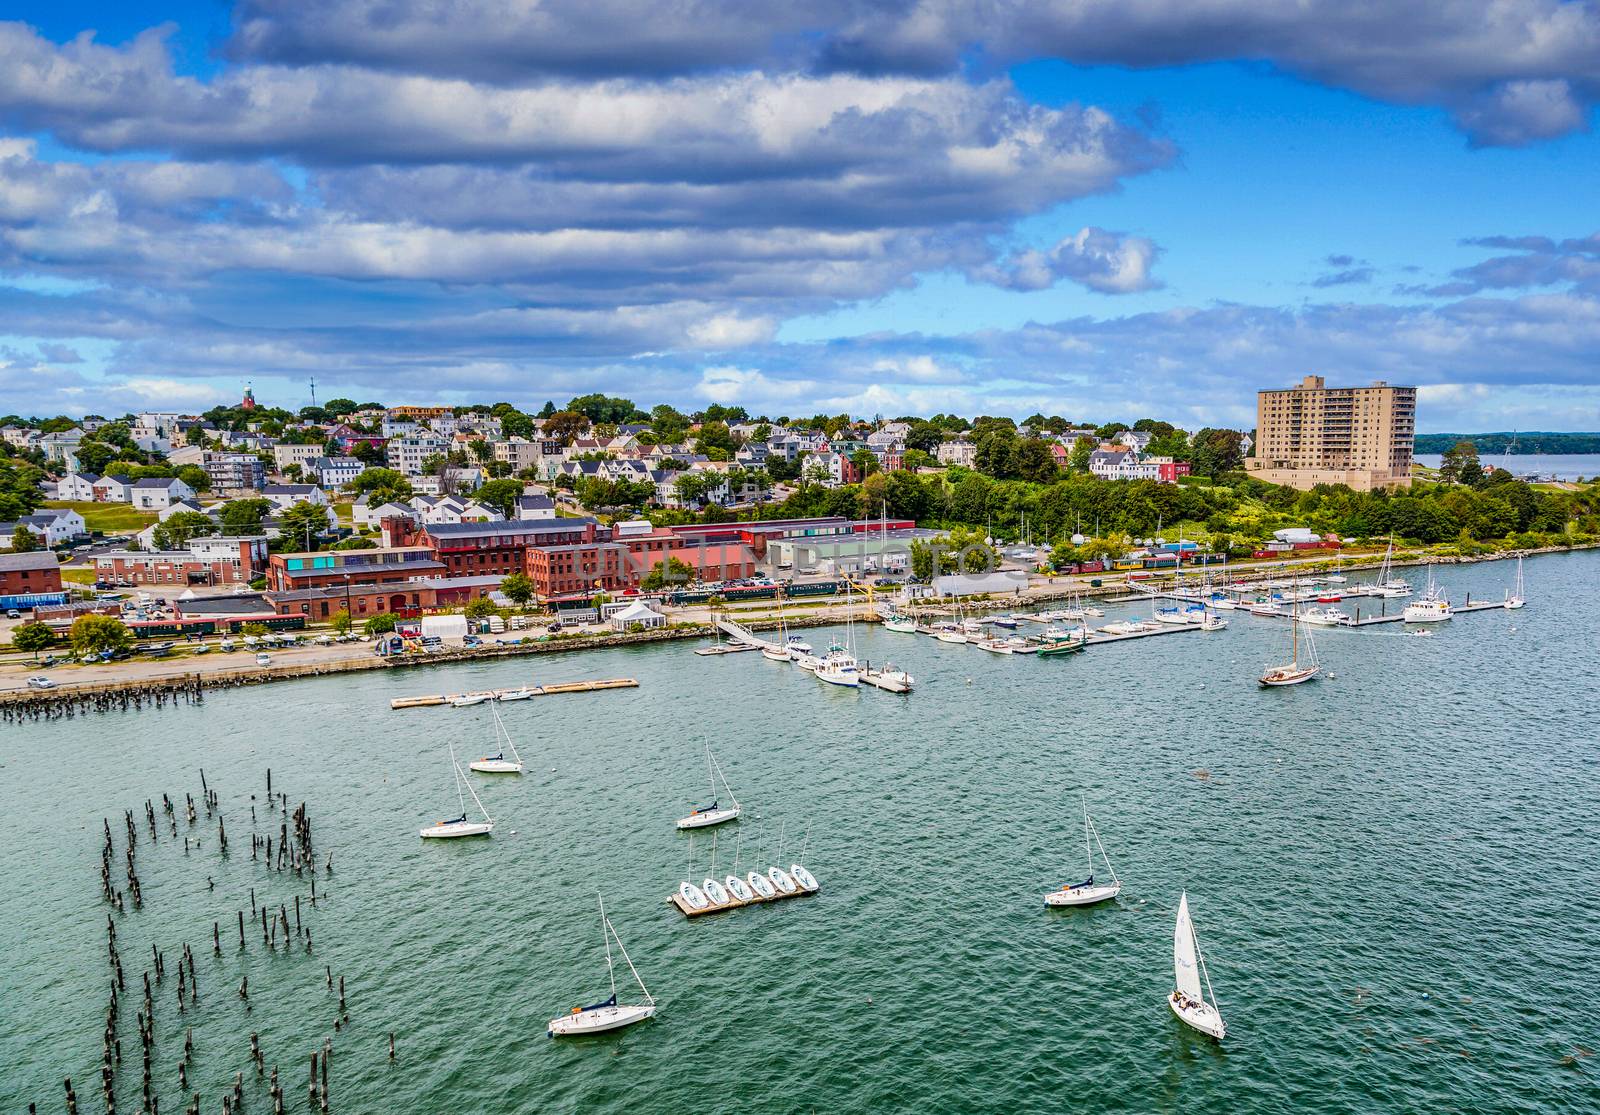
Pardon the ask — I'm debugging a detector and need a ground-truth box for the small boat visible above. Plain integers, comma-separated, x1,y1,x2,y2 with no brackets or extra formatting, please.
1504,555,1526,609
793,652,823,672
702,878,730,905
975,638,1014,654
450,692,493,707
863,664,915,692
1082,606,1105,617
194,644,210,654
1298,607,1345,627
676,745,741,829
1410,629,1434,638
498,686,536,702
880,611,918,634
1169,893,1226,1040
1402,568,1452,623
786,635,813,655
1377,536,1412,596
725,873,754,901
933,624,968,644
469,703,524,773
1037,634,1087,657
760,644,792,662
1045,799,1121,907
1200,613,1228,632
815,649,860,687
768,867,799,894
1099,621,1141,635
746,871,776,898
790,864,819,891
547,895,656,1037
419,745,495,838
678,880,710,910
989,616,1018,630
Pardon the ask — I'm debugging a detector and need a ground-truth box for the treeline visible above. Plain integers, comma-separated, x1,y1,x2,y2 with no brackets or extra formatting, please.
1415,432,1600,455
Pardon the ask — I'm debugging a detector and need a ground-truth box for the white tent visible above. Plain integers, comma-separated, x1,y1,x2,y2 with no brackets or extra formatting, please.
609,600,666,631
419,614,470,642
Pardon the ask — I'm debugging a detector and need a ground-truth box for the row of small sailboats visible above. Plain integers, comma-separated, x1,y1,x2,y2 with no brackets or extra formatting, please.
676,828,820,911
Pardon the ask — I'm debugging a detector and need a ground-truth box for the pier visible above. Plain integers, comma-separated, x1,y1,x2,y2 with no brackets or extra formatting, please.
388,678,638,709
1237,595,1515,626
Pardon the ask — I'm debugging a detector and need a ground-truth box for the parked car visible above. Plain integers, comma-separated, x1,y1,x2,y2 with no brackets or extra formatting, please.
5,608,20,619
27,676,56,689
255,653,272,666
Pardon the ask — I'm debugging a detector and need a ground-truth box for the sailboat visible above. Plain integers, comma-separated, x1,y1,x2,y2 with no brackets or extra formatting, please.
469,702,524,773
1376,536,1412,597
1323,552,1347,584
1169,893,1226,1040
724,834,755,901
881,607,918,633
702,831,731,905
1044,799,1121,906
763,592,794,660
676,745,741,829
547,895,657,1037
1504,555,1526,609
419,743,495,838
678,834,710,909
1259,587,1319,686
789,830,820,892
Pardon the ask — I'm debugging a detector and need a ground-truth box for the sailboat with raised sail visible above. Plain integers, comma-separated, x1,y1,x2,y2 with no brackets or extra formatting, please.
547,895,657,1037
419,743,495,838
1259,586,1319,686
1170,892,1226,1040
469,701,524,773
1044,799,1121,907
676,745,741,829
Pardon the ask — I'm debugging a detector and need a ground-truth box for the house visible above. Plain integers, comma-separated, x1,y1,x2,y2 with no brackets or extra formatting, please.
38,429,84,466
310,456,366,489
385,436,450,476
935,440,976,468
260,484,330,512
272,442,326,472
92,474,134,503
97,536,270,586
0,550,65,607
158,498,209,521
1088,448,1132,480
54,472,99,501
204,452,266,493
516,494,556,520
1116,430,1153,454
130,477,197,511
353,498,417,530
1,509,87,548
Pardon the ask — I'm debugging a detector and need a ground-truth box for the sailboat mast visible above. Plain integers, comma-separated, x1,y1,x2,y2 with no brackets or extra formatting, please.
1083,796,1092,876
599,894,617,1000
448,743,466,815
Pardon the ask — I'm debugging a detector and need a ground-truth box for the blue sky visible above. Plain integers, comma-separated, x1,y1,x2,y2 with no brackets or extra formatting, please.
1,1,1597,431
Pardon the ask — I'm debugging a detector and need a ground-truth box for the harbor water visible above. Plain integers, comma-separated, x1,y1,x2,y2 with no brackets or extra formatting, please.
2,551,1597,1113
1415,452,1600,482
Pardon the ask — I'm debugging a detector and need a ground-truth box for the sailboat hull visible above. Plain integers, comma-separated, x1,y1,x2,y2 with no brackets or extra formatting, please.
468,759,522,773
548,1003,655,1037
1044,881,1121,907
760,646,792,661
746,871,776,898
419,820,494,838
676,806,740,830
1259,667,1320,687
1170,994,1225,1040
789,864,820,891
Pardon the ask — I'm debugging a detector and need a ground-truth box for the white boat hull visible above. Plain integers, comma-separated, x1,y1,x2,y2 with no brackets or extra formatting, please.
1170,994,1225,1040
678,882,710,910
703,879,730,905
882,619,917,633
934,632,968,644
760,646,791,662
1259,666,1319,687
548,1003,655,1037
1402,606,1452,623
468,759,522,773
419,820,493,838
677,806,740,830
451,694,493,707
747,871,775,898
725,875,754,901
768,867,798,894
789,864,820,891
498,688,535,701
815,669,859,687
1044,881,1121,907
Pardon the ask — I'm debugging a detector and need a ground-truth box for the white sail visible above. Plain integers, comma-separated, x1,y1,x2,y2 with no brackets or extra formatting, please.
1173,893,1203,1002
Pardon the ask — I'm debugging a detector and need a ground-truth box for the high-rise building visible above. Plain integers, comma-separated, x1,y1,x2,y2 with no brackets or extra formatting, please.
1245,376,1415,491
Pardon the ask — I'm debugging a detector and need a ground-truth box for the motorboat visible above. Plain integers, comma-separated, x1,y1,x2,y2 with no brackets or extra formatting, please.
785,635,813,655
932,624,968,644
814,650,860,687
880,611,917,633
1170,893,1226,1040
1044,800,1121,907
793,652,823,672
1409,629,1434,638
547,896,656,1038
1402,570,1452,623
1298,607,1346,627
863,664,916,692
676,746,742,829
975,638,1014,654
451,692,494,707
498,686,536,702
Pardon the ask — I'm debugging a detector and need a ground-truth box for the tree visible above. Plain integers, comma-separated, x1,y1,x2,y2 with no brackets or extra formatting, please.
74,439,119,476
566,394,638,424
500,572,534,606
543,410,589,444
850,449,880,480
70,614,133,656
901,448,935,472
641,555,695,591
351,468,413,506
1190,429,1244,477
12,621,54,658
1068,436,1095,473
278,501,331,550
221,498,273,535
363,612,399,635
323,397,357,416
350,441,385,466
332,535,378,550
903,420,945,453
475,478,524,518
1012,438,1060,483
694,421,735,459
283,464,303,483
10,524,41,552
330,609,352,635
152,511,216,551
650,404,690,444
1439,440,1479,484
176,464,211,493
464,596,499,619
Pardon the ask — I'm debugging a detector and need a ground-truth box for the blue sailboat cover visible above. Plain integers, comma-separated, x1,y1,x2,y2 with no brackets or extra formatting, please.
581,994,618,1012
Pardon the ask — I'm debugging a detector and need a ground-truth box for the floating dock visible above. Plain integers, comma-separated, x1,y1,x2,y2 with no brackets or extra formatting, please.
390,677,638,709
1240,597,1516,627
693,642,762,656
669,877,819,918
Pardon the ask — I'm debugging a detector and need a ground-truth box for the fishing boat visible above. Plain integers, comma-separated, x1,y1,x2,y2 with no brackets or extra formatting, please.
1505,555,1526,609
469,703,524,773
815,649,861,686
1402,568,1452,623
547,895,656,1037
1260,592,1319,686
1044,800,1121,907
1169,893,1226,1040
880,610,918,634
676,745,741,829
419,745,495,838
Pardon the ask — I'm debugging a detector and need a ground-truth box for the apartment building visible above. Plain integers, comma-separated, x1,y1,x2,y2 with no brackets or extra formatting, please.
1245,376,1416,491
385,436,451,476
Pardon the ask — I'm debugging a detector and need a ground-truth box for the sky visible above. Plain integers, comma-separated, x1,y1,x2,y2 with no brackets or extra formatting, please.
0,1,1597,432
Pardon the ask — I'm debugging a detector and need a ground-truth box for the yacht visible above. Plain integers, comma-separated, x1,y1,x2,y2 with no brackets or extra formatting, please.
1402,569,1452,623
815,649,861,687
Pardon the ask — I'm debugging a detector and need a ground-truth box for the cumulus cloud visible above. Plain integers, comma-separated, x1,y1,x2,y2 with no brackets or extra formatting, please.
969,227,1161,294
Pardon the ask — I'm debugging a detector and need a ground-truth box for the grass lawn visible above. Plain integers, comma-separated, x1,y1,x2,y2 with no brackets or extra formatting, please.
332,500,354,527
43,500,157,534
59,567,95,585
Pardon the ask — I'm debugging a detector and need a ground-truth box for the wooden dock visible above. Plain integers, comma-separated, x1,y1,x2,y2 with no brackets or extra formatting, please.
1082,622,1207,647
669,878,819,918
389,677,638,709
693,642,762,656
1240,597,1515,626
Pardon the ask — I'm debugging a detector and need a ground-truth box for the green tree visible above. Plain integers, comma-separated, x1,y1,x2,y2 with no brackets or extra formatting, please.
1012,438,1060,483
363,612,399,635
694,421,736,460
475,478,524,518
74,439,119,476
350,441,385,466
850,449,880,480
221,498,273,535
10,524,42,552
1439,440,1479,484
1189,429,1244,477
1068,436,1095,473
464,596,499,620
152,511,216,550
566,394,638,424
650,404,691,443
277,501,331,550
176,464,211,493
323,397,357,416
350,468,413,505
332,535,378,550
330,609,352,635
12,621,54,658
544,410,589,444
500,572,535,606
70,614,133,656
640,555,695,590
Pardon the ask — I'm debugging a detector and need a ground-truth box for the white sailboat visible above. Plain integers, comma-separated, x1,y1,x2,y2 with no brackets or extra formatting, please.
702,831,731,905
547,895,657,1037
789,830,820,892
419,744,495,838
1377,536,1412,597
1044,800,1121,907
763,593,794,660
469,702,524,773
1323,552,1347,584
1505,555,1526,609
1259,589,1319,686
676,745,741,829
816,590,862,686
678,834,710,909
1169,893,1226,1040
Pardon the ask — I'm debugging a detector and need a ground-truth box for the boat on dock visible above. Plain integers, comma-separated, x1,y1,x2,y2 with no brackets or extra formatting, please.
880,609,918,633
861,663,915,692
1170,893,1226,1041
931,623,968,644
468,702,524,773
975,637,1015,654
1037,632,1088,657
1045,800,1121,907
419,744,495,838
547,895,656,1038
815,647,861,686
676,745,741,829
1377,537,1412,597
450,691,495,707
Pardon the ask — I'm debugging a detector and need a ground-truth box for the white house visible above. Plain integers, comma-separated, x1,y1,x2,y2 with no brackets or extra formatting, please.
130,477,197,511
272,442,325,472
353,499,416,529
260,484,330,512
516,494,556,520
1,508,86,547
935,440,977,468
311,456,366,489
158,498,208,521
92,475,134,503
54,472,99,501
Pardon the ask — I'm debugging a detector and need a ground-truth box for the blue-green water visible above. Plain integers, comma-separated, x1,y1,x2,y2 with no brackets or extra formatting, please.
3,552,1597,1113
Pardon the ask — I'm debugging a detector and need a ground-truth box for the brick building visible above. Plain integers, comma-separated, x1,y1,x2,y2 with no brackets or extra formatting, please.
0,550,65,607
95,536,268,586
385,517,600,577
264,546,444,593
524,542,633,598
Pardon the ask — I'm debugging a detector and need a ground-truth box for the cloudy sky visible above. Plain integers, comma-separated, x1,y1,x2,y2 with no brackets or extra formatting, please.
0,1,1597,431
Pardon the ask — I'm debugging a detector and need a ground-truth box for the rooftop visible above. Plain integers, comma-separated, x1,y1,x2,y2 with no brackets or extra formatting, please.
0,551,60,573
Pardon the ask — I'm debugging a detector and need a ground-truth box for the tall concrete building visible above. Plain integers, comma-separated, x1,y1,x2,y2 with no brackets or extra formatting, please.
1245,376,1416,491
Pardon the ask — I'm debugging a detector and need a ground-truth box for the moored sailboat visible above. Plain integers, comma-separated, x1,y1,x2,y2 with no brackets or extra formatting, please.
547,895,657,1037
1044,800,1121,907
1504,555,1526,609
676,745,741,829
419,744,495,838
1260,590,1319,686
469,702,524,773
